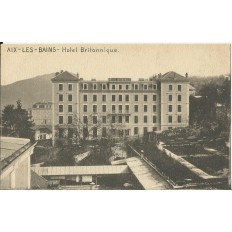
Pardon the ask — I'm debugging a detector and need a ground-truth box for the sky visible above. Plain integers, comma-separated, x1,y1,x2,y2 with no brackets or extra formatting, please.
1,44,230,85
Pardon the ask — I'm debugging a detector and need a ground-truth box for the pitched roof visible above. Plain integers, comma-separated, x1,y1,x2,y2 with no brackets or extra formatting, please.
160,71,189,82
32,125,52,132
0,137,31,170
51,71,79,82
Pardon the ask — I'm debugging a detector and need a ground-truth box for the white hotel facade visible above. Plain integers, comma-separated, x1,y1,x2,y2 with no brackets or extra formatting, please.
51,71,189,145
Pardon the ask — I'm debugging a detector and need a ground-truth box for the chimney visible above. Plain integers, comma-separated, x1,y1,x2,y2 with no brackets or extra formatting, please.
185,73,188,78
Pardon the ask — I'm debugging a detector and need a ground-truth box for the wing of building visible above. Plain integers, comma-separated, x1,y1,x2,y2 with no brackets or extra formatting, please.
0,137,36,189
51,71,189,145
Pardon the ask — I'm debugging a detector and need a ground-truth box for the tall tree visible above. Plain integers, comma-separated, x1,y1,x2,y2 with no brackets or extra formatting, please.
2,100,34,141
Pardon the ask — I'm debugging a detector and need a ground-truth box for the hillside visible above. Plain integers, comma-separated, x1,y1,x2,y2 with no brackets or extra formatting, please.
1,73,55,110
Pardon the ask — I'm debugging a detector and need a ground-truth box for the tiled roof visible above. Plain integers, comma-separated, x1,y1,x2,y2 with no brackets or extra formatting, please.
160,71,189,82
32,125,52,132
51,71,79,82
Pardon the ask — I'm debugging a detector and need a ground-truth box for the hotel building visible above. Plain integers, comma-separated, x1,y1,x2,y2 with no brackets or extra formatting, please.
51,71,189,145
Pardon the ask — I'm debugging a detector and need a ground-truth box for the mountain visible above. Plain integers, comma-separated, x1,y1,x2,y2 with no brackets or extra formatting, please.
1,73,55,110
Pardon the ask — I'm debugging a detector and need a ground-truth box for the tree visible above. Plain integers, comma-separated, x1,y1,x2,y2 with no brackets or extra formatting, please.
2,104,16,136
55,113,103,147
2,100,34,141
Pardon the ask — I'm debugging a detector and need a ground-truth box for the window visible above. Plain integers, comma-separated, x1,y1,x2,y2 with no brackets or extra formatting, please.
178,95,182,101
68,94,72,102
168,95,172,101
153,95,157,101
143,127,148,134
102,127,107,137
93,95,97,102
112,116,116,123
59,105,63,113
144,95,147,101
134,84,138,90
134,95,138,101
134,105,138,112
119,95,122,101
153,84,157,90
59,128,64,138
118,116,122,123
93,105,97,113
153,115,157,123
178,115,182,123
102,95,106,102
59,116,63,124
59,84,63,91
93,127,97,138
168,115,172,123
125,129,129,136
125,95,129,102
83,105,87,112
68,128,73,138
83,95,87,102
153,127,157,131
126,84,129,90
144,105,147,112
102,105,107,112
102,84,106,90
93,116,97,124
112,105,116,113
68,84,72,91
144,116,148,123
169,85,172,91
93,84,97,90
178,85,182,91
83,83,88,90
119,105,122,113
119,85,122,90
144,84,148,90
178,105,182,112
125,105,129,113
102,116,107,124
134,116,138,123
83,116,88,124
68,116,72,124
112,84,116,90
83,128,88,138
168,105,172,112
112,95,116,102
59,94,63,102
134,127,138,135
153,105,157,112
125,116,129,123
68,105,72,113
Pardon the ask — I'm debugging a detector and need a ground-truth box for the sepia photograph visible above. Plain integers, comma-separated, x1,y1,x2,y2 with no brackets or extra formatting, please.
0,44,231,190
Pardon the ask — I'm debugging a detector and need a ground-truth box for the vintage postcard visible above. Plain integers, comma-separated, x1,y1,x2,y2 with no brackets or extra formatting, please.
0,44,231,190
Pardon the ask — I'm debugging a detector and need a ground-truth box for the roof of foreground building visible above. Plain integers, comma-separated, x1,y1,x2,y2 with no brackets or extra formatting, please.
0,137,31,171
